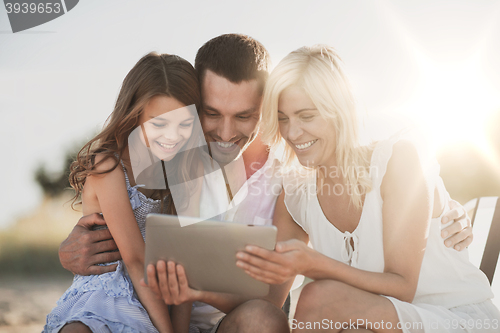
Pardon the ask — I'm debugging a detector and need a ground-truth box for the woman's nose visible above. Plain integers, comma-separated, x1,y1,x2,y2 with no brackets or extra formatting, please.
287,119,304,141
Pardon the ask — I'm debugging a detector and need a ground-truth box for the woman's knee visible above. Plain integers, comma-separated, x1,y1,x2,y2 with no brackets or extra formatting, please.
298,280,350,309
59,321,92,333
295,280,356,322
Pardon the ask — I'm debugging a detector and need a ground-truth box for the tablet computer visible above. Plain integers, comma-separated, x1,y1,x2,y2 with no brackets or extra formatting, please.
144,214,277,297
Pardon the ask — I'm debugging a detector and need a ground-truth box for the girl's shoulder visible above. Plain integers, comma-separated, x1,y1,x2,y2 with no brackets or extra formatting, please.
82,154,125,214
86,153,125,177
85,153,127,187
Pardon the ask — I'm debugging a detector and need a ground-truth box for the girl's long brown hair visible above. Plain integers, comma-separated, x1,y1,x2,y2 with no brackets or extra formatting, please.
69,52,202,214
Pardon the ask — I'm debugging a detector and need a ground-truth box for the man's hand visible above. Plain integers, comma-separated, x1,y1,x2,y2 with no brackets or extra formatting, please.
59,213,121,275
441,200,473,251
141,261,204,305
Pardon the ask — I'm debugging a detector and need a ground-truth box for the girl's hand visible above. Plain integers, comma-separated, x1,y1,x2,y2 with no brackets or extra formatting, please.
141,261,205,305
236,239,317,284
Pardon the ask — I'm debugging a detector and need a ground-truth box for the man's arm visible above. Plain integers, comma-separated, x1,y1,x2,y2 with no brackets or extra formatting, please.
59,213,121,275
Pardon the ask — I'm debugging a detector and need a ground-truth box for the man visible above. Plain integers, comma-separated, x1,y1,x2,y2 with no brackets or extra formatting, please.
59,34,473,333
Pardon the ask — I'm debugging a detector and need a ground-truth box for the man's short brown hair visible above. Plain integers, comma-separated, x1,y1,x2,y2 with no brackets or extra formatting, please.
195,34,271,92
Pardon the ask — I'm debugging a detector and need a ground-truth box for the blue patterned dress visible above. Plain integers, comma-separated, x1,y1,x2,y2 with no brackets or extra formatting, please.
44,161,162,333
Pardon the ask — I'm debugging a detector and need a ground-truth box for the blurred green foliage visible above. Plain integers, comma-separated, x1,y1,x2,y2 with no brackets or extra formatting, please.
0,243,73,277
33,137,90,197
34,155,74,198
1,142,86,277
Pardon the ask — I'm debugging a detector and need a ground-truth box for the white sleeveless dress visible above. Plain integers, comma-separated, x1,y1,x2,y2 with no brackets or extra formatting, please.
284,136,500,332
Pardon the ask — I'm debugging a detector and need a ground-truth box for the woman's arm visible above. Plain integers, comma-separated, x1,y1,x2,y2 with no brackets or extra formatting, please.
87,157,174,333
239,141,432,302
378,140,432,301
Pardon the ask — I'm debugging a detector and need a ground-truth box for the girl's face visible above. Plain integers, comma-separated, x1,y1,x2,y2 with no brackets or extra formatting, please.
139,95,195,161
278,85,337,167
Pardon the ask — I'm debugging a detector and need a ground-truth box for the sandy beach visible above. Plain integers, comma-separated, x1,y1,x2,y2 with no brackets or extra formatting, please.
0,276,73,333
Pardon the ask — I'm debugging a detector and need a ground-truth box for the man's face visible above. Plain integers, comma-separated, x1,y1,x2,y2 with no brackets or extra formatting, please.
200,70,262,165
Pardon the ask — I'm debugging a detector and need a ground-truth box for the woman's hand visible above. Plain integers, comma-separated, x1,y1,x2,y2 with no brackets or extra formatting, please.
236,239,318,284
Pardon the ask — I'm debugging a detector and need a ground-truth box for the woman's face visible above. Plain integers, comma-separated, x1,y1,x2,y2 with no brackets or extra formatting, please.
139,95,195,161
278,85,337,167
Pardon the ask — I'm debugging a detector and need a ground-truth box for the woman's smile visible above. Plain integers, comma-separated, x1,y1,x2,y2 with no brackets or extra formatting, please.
293,139,318,151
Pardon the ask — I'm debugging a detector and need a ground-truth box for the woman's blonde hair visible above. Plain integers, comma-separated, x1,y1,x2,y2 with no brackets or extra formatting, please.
261,45,373,208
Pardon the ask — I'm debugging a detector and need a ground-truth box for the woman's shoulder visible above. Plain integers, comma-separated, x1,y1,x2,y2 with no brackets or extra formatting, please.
376,131,441,198
371,134,412,161
371,129,433,168
282,166,315,195
384,140,422,180
375,139,418,164
280,166,316,225
369,130,439,187
276,169,312,235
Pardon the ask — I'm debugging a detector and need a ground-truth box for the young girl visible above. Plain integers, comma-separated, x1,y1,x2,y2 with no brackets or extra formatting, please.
44,52,204,333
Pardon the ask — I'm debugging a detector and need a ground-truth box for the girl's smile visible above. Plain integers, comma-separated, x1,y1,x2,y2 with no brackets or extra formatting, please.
139,95,195,161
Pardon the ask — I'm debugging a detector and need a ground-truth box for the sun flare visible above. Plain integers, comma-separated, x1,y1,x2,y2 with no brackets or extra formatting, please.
406,50,497,147
375,1,500,163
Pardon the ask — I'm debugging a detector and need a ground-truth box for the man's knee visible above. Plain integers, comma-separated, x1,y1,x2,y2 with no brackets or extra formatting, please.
218,299,289,333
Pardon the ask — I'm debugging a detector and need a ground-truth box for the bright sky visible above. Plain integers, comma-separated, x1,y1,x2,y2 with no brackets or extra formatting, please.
1,0,499,228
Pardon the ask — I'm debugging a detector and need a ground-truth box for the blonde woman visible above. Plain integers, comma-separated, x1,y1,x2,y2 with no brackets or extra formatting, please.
236,45,500,332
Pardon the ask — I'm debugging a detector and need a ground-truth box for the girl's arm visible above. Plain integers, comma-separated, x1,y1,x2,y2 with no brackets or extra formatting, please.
170,302,192,333
239,141,433,303
87,157,174,333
